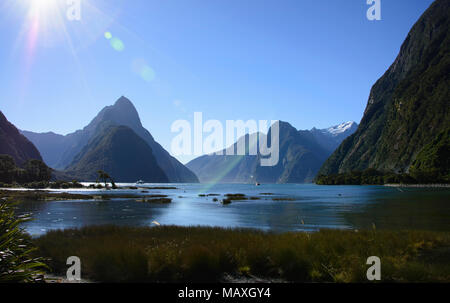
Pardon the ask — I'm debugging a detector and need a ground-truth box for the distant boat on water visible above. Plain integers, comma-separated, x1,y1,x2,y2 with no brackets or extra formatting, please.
136,180,145,185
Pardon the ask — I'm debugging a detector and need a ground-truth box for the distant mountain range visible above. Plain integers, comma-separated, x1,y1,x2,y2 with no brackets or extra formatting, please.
22,97,199,183
19,96,358,184
318,0,449,180
4,104,356,184
186,121,357,183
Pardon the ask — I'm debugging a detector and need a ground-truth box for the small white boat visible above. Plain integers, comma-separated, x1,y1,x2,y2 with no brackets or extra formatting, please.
136,180,145,185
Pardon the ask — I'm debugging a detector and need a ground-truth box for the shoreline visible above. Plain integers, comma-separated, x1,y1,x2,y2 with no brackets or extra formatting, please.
384,183,450,188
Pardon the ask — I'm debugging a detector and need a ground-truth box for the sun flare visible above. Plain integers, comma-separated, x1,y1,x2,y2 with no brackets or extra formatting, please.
23,0,63,43
30,0,58,12
26,0,63,22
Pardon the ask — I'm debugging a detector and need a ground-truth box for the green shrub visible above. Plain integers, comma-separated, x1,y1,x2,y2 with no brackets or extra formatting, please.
0,200,48,282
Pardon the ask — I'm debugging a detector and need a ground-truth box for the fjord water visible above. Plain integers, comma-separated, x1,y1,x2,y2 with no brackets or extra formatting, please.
15,184,450,236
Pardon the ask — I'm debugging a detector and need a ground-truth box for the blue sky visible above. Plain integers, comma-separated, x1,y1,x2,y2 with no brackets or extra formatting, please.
0,0,434,163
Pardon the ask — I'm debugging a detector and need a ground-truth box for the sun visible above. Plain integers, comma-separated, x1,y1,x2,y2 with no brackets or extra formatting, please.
23,0,63,37
17,0,68,59
29,0,59,16
31,0,57,9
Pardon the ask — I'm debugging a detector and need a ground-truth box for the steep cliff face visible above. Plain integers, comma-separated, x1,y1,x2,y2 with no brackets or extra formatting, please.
319,0,450,175
0,111,43,165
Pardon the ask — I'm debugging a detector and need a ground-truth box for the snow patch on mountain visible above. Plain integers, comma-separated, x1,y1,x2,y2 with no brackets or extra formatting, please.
324,121,357,136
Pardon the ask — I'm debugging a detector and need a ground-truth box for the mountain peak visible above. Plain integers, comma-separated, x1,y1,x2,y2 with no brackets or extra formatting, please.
110,96,139,116
275,120,296,134
114,96,134,108
310,121,358,138
325,121,357,136
87,96,143,132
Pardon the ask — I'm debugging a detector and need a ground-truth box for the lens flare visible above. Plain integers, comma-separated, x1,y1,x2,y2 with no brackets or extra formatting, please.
132,59,156,82
110,37,125,51
141,66,156,82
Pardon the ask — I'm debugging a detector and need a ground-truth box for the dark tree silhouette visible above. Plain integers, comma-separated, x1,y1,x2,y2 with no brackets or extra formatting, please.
96,170,116,188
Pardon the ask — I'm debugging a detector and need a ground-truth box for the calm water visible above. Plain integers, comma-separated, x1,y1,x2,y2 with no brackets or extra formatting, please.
13,183,450,236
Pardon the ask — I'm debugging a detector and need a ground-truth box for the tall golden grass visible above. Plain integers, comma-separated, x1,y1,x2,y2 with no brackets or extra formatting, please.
33,225,450,283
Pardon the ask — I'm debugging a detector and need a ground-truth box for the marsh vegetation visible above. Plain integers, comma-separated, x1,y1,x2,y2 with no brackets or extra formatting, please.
33,225,450,283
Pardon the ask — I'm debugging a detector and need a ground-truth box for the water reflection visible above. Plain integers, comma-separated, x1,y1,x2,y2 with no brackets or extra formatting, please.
13,184,450,236
344,188,450,231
